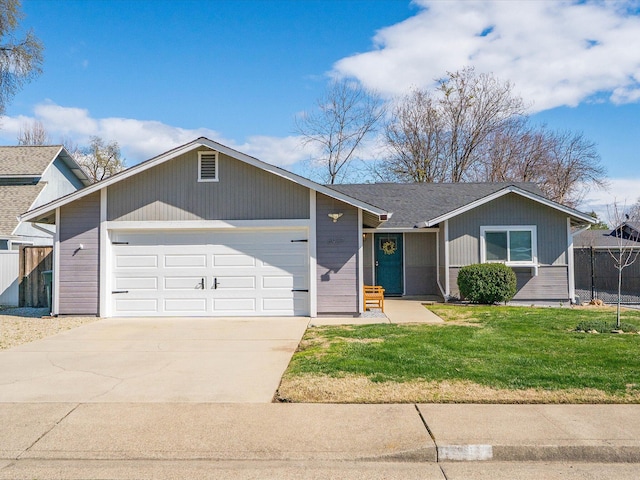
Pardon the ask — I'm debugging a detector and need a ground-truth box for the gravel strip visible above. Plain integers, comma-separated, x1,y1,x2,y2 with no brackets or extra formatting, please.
0,308,98,350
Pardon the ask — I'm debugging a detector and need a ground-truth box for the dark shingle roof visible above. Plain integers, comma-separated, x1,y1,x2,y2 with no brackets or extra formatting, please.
575,224,640,248
329,182,544,229
0,146,62,176
0,184,45,236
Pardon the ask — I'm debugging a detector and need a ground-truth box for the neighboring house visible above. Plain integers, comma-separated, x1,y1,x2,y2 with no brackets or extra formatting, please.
573,224,640,304
20,138,595,318
0,146,90,249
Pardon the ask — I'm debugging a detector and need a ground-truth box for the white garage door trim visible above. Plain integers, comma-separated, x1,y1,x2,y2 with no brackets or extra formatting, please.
108,226,310,317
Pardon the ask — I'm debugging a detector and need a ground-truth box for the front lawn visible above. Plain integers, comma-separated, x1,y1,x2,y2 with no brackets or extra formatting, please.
277,305,640,403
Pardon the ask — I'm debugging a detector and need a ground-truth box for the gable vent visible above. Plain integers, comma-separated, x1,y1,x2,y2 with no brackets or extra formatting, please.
198,151,218,182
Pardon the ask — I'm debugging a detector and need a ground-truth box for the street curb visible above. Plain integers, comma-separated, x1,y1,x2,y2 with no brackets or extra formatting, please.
437,444,640,463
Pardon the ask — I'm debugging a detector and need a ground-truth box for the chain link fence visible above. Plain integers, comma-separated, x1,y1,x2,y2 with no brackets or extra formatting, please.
574,247,640,304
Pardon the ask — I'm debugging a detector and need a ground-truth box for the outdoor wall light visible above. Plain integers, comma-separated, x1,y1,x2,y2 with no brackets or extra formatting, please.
327,213,343,223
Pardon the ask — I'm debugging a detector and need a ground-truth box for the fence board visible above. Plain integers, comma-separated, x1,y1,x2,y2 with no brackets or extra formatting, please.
19,246,53,308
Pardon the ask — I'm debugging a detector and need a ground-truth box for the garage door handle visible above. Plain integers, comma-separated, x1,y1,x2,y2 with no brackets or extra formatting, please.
200,278,205,289
112,290,129,294
214,278,219,289
292,289,309,292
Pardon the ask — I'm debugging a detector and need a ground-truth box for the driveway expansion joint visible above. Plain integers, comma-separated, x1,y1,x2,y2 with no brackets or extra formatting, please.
17,403,81,459
414,404,438,461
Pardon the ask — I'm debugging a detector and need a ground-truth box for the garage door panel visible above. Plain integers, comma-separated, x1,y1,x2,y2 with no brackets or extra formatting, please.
213,276,256,289
114,298,158,313
164,277,206,290
164,298,207,312
115,277,158,290
115,255,158,268
262,275,294,289
164,254,207,268
213,298,256,311
261,253,307,268
213,254,256,267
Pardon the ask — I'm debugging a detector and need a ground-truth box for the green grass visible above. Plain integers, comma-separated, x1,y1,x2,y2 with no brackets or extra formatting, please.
286,306,640,396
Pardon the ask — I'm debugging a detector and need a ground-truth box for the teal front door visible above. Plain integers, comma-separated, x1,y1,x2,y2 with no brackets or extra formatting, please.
375,233,403,296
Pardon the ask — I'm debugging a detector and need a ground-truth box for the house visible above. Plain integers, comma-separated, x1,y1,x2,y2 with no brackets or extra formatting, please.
573,223,640,304
0,146,90,249
20,138,595,317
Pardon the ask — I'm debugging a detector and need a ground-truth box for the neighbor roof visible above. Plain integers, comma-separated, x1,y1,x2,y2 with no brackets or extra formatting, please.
0,184,45,236
0,146,64,176
575,222,640,248
330,182,592,229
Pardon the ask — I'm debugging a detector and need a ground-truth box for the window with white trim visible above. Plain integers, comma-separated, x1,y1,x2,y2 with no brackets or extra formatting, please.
480,226,537,265
198,151,218,182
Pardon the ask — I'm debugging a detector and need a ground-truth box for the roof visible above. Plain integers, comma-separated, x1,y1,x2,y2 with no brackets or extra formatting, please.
0,146,64,176
575,223,640,248
20,137,390,224
0,145,90,186
330,182,594,229
0,184,45,236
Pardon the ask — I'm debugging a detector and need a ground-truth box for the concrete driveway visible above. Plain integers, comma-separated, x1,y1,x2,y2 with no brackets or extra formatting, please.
0,317,308,403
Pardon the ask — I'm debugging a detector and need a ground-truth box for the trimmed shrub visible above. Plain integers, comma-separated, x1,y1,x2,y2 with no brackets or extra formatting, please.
457,263,517,304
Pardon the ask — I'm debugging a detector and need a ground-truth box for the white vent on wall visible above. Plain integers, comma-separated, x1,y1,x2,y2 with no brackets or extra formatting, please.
198,151,218,182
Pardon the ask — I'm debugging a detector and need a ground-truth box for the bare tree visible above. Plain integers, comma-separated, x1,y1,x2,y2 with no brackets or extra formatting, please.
626,198,640,221
380,68,606,206
17,119,49,145
438,67,527,182
73,136,125,182
296,80,385,184
540,130,607,207
381,67,526,183
606,201,640,330
384,88,446,182
0,0,43,116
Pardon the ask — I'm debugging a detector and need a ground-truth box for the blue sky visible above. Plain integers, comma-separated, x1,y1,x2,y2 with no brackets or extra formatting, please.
3,0,640,219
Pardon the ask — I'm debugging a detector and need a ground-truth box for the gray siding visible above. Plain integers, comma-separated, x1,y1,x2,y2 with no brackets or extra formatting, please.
439,225,446,293
449,265,569,301
448,193,567,266
316,194,359,314
59,192,100,315
404,232,438,295
108,149,310,221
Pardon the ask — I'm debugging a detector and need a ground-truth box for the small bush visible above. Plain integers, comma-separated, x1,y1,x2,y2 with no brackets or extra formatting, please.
457,263,517,304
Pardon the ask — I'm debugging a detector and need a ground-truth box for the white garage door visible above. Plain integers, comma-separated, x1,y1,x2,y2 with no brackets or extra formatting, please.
110,229,309,317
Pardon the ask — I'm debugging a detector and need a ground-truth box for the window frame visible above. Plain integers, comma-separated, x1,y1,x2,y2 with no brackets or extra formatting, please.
480,225,538,267
198,151,219,182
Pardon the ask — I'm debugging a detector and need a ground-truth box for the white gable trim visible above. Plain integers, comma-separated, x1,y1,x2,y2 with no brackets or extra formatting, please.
424,186,596,227
20,137,388,223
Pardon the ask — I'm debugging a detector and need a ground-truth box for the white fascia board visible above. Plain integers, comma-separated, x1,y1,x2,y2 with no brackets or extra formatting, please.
20,137,389,223
425,186,597,227
105,219,312,230
362,227,439,233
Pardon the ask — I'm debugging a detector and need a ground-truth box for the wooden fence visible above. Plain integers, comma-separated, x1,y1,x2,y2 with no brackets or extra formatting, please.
19,246,53,308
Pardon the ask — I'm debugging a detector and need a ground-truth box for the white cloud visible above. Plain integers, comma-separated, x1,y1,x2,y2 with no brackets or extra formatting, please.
581,177,640,223
0,102,311,167
334,0,640,112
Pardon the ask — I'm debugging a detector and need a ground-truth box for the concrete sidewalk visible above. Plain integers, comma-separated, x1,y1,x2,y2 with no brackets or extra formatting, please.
312,298,444,325
1,403,639,467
